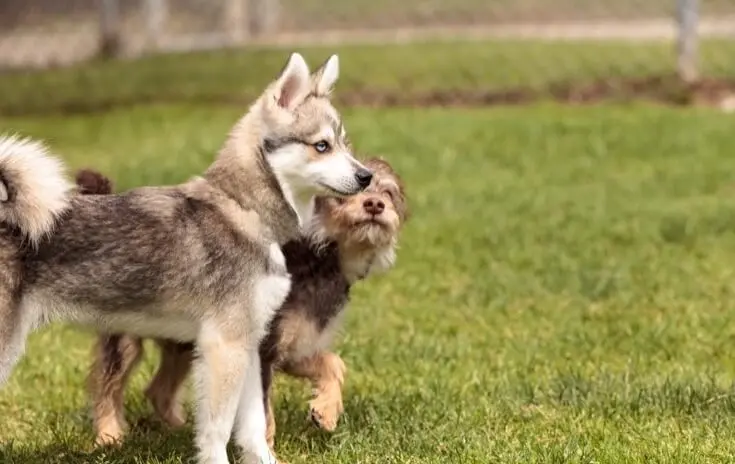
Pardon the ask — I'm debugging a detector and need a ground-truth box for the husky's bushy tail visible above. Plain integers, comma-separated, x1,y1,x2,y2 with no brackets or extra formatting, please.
0,134,72,244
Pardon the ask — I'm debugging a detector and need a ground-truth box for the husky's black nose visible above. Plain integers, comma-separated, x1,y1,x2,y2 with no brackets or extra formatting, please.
355,169,373,189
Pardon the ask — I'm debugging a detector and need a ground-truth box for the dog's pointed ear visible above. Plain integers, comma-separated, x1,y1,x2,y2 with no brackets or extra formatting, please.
311,54,339,96
274,52,311,110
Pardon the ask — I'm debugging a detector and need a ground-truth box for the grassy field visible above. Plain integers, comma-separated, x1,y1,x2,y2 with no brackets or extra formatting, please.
3,44,735,463
2,40,735,115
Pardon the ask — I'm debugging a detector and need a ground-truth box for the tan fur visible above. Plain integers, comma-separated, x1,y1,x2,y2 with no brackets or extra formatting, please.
282,351,346,432
88,334,143,445
276,309,344,364
265,396,276,449
145,340,193,428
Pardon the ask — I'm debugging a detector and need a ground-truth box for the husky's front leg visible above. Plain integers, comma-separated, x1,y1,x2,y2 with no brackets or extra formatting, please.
193,320,251,464
235,253,291,464
234,352,277,464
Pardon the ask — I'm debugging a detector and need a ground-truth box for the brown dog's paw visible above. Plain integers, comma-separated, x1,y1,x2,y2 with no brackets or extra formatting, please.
160,402,187,428
94,413,128,447
94,427,125,447
146,386,188,428
308,393,343,432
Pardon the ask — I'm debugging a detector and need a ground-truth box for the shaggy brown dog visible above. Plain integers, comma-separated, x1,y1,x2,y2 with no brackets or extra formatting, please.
78,159,408,452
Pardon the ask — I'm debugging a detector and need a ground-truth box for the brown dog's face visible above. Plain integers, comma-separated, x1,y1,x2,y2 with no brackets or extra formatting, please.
312,158,407,248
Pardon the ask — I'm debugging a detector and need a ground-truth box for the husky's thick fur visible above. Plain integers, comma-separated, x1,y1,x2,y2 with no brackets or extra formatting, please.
0,52,372,464
83,159,408,455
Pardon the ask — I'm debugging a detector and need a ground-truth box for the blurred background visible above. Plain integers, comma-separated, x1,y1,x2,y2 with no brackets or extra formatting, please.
1,0,734,113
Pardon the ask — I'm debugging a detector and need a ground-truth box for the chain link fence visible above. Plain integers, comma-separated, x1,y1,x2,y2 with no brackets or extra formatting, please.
1,0,734,111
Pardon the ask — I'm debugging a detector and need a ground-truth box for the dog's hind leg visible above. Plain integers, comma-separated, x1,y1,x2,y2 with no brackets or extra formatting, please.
0,298,24,387
145,339,194,428
0,247,32,387
88,333,143,446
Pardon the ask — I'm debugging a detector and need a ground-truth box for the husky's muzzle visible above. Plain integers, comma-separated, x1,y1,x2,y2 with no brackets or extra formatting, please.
354,167,373,189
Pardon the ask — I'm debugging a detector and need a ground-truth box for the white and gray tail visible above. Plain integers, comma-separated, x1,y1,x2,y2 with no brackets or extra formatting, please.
0,134,72,244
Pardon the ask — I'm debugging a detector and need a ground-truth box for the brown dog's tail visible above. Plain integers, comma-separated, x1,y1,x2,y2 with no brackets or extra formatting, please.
75,169,114,195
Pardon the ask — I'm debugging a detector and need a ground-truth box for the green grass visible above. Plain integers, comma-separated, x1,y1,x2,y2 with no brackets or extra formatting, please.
1,39,734,115
3,98,735,463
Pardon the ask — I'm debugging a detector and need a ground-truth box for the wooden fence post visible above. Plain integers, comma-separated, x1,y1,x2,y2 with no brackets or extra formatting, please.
99,0,122,58
144,0,168,50
249,0,279,37
225,0,248,43
676,0,699,82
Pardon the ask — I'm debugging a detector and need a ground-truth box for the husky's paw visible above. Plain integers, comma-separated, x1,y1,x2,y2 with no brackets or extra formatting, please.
308,393,343,432
240,450,282,464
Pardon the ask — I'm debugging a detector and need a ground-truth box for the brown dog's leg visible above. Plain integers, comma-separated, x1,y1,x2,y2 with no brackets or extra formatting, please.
145,340,194,428
89,333,143,445
265,394,276,449
282,351,346,432
77,170,142,445
258,352,277,450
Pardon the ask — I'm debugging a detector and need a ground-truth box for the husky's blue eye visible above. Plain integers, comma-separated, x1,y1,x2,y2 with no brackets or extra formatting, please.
314,141,330,153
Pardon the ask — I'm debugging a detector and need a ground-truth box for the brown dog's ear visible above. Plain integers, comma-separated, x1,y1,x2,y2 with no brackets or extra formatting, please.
75,169,114,195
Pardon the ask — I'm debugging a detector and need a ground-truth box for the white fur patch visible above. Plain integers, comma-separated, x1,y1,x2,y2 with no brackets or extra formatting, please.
20,291,201,341
318,125,336,143
268,242,286,269
266,144,316,226
309,151,365,196
0,134,72,245
252,271,291,341
234,353,277,464
342,243,397,284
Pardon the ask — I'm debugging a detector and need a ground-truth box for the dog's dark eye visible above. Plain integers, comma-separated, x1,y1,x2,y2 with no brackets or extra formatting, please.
383,189,395,201
313,141,330,153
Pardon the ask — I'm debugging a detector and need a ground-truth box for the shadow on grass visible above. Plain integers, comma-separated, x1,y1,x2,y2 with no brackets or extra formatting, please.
0,415,197,464
0,395,377,464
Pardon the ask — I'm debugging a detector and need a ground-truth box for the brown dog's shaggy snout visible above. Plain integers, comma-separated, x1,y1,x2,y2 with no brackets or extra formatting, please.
362,197,385,215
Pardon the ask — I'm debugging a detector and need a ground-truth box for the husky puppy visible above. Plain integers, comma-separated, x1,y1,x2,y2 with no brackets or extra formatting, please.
83,158,407,453
0,52,371,464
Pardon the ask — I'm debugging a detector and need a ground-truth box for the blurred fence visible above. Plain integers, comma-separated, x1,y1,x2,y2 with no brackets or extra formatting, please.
1,0,735,110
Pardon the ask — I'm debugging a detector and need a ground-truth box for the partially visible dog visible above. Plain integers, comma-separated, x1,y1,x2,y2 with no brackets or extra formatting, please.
0,52,372,464
82,157,408,451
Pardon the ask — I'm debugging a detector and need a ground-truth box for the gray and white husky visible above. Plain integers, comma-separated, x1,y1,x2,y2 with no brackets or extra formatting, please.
0,52,372,464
